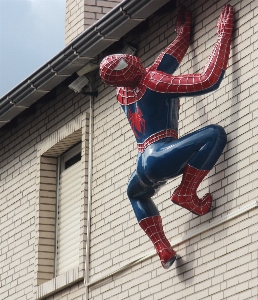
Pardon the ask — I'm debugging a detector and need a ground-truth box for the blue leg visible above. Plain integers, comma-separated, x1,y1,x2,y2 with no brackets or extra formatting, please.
127,170,166,222
137,125,227,183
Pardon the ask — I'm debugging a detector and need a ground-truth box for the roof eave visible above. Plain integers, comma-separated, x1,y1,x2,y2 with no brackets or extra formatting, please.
0,0,170,128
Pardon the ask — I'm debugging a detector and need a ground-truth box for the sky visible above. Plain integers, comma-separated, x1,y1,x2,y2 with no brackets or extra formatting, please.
0,0,66,98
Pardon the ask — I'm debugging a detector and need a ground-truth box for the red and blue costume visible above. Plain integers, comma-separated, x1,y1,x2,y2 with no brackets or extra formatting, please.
100,5,233,269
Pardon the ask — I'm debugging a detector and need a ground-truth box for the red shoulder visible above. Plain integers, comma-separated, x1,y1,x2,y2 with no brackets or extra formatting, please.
116,83,147,105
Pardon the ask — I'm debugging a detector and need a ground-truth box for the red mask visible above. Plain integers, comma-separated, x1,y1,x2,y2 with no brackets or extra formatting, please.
100,54,145,88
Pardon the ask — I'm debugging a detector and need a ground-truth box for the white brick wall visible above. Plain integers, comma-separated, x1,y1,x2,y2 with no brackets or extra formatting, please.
0,0,257,299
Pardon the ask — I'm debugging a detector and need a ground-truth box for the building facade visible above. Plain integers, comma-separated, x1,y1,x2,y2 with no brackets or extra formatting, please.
0,0,257,299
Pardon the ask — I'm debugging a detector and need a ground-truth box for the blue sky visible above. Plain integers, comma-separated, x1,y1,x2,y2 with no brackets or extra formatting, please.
0,0,66,97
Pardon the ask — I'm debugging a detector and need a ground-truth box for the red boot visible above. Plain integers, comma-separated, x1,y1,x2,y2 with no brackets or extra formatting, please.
139,216,177,269
171,164,212,215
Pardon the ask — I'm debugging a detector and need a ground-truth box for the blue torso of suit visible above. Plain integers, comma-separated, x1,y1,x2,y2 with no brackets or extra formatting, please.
121,90,179,144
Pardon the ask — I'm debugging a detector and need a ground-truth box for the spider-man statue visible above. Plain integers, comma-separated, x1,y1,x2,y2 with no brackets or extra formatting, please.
100,4,233,269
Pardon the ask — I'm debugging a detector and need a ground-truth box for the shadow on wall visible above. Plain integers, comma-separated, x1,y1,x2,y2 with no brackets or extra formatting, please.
176,250,195,285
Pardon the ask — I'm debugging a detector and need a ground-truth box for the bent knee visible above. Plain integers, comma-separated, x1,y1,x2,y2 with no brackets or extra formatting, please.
127,170,164,199
207,124,227,142
127,172,149,199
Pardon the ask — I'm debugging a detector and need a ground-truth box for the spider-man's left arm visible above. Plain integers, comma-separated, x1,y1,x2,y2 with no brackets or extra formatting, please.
145,4,233,97
147,6,191,75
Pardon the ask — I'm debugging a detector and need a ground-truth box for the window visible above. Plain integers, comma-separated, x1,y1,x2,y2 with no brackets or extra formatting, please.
55,143,82,276
34,113,90,299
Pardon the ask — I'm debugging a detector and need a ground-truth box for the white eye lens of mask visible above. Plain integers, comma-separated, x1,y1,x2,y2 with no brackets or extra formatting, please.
114,58,128,70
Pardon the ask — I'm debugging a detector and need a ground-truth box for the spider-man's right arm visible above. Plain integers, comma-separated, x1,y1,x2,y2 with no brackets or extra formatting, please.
144,4,233,97
147,6,191,74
